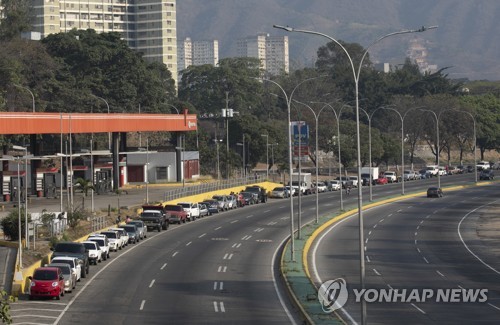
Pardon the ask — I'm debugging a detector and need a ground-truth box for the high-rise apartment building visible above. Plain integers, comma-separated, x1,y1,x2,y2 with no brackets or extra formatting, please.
177,38,219,73
237,34,289,76
29,0,178,85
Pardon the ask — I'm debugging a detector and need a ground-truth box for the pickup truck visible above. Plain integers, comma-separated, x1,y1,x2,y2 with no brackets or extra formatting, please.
245,186,268,203
164,204,188,224
177,202,200,221
50,242,90,279
140,205,169,232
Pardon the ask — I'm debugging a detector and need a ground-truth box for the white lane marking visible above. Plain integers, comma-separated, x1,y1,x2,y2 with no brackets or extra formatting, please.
373,269,381,276
280,217,288,220
426,215,431,219
230,220,239,224
223,266,227,272
214,282,217,290
213,301,225,312
415,232,418,236
214,282,224,291
417,248,421,253
423,257,429,264
458,285,465,290
161,263,167,270
407,206,413,209
172,251,179,257
268,221,278,226
397,209,403,213
246,215,254,218
311,213,364,325
488,303,500,311
365,238,369,244
366,255,371,263
387,284,394,290
415,240,418,245
217,266,227,273
140,300,146,311
199,233,206,238
373,224,378,228
264,210,271,213
368,230,372,236
214,226,222,230
220,282,224,290
236,243,241,248
436,270,445,277
433,210,438,214
388,214,393,217
232,243,237,248
379,218,385,223
223,253,229,259
242,235,253,240
417,226,420,230
420,220,424,224
186,241,192,246
149,279,155,288
458,199,500,275
254,228,265,232
225,253,233,260
411,303,426,314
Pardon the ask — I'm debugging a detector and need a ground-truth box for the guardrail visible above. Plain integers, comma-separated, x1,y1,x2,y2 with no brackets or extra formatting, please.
163,175,265,202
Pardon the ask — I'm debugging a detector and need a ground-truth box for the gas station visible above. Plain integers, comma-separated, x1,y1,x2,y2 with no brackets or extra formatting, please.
0,111,198,201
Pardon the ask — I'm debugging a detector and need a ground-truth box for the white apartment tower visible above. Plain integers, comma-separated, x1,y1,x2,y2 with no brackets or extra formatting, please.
29,0,178,85
237,34,289,76
177,38,219,73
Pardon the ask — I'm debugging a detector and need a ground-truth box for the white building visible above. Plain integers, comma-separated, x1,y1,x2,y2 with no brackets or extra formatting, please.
177,38,219,73
29,0,178,86
237,33,289,76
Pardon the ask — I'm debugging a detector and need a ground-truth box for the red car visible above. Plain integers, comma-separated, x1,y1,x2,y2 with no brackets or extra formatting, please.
376,176,388,185
29,267,65,300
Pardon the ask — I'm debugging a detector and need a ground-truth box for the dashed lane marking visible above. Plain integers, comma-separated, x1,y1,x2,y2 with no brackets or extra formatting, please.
149,279,155,288
373,269,381,276
411,303,426,314
198,233,206,238
172,251,179,257
161,263,167,270
140,300,146,311
186,241,192,246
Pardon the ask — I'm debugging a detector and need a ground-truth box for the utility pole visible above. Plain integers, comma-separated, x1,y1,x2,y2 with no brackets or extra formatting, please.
224,91,230,179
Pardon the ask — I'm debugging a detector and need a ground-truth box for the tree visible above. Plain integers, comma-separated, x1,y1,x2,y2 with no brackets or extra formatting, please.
1,289,15,324
0,0,32,41
0,208,30,241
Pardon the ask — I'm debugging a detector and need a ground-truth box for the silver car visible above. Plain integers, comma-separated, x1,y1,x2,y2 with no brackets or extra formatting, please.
46,263,76,293
127,220,147,239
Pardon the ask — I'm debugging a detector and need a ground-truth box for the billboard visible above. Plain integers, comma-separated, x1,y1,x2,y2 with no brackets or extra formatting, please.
291,121,309,162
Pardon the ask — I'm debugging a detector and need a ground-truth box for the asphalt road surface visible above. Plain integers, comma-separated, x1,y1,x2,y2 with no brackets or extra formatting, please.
312,182,500,324
9,172,483,324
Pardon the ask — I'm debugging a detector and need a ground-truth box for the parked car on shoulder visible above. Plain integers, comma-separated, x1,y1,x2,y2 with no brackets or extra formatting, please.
212,195,229,211
29,267,65,300
427,187,443,198
82,241,103,264
164,204,188,224
383,171,398,183
178,202,200,221
126,220,146,239
244,185,268,203
140,206,169,231
46,263,76,293
197,202,210,217
87,235,110,260
270,186,289,198
225,195,237,209
100,230,122,251
50,242,89,279
121,224,140,244
284,186,296,196
235,193,246,207
50,256,82,282
476,161,490,171
403,170,417,181
376,176,389,185
109,227,130,247
335,176,351,188
479,169,495,180
240,191,258,205
202,200,220,214
312,181,328,192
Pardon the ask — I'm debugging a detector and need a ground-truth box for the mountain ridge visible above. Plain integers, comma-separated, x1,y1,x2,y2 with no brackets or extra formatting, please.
177,0,500,81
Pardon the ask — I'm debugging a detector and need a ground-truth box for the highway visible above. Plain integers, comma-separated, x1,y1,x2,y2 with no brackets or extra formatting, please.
9,172,483,324
311,182,500,324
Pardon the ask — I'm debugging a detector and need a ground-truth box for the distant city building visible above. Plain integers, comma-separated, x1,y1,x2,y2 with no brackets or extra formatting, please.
237,33,289,76
177,38,219,73
406,38,437,74
29,0,178,86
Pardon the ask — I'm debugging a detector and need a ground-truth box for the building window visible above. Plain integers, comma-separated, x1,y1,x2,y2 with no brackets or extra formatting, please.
156,167,167,180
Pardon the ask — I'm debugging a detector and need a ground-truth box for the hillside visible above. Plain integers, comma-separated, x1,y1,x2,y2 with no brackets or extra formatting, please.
177,0,500,81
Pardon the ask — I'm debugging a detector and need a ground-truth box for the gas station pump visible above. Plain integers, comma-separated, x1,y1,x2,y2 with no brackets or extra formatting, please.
95,169,112,194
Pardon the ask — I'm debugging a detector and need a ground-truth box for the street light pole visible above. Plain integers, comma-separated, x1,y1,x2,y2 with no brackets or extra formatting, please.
13,145,29,249
275,23,437,325
14,84,35,112
420,109,442,188
255,76,324,261
261,134,269,179
146,137,149,204
91,95,111,151
16,160,22,269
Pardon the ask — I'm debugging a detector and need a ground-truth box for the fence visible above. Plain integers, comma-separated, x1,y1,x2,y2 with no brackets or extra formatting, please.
163,175,265,202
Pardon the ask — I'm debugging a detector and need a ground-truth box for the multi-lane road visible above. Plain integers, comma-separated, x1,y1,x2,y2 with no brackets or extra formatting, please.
312,181,500,324
9,172,493,324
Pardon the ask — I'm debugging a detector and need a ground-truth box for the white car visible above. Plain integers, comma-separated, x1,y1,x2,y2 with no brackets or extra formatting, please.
383,171,397,183
476,161,490,171
312,182,328,192
348,176,359,188
100,230,122,251
82,241,103,265
403,170,417,181
284,186,296,196
177,202,200,221
87,236,110,260
329,180,341,191
109,228,129,248
270,186,289,198
51,256,82,282
425,165,439,177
